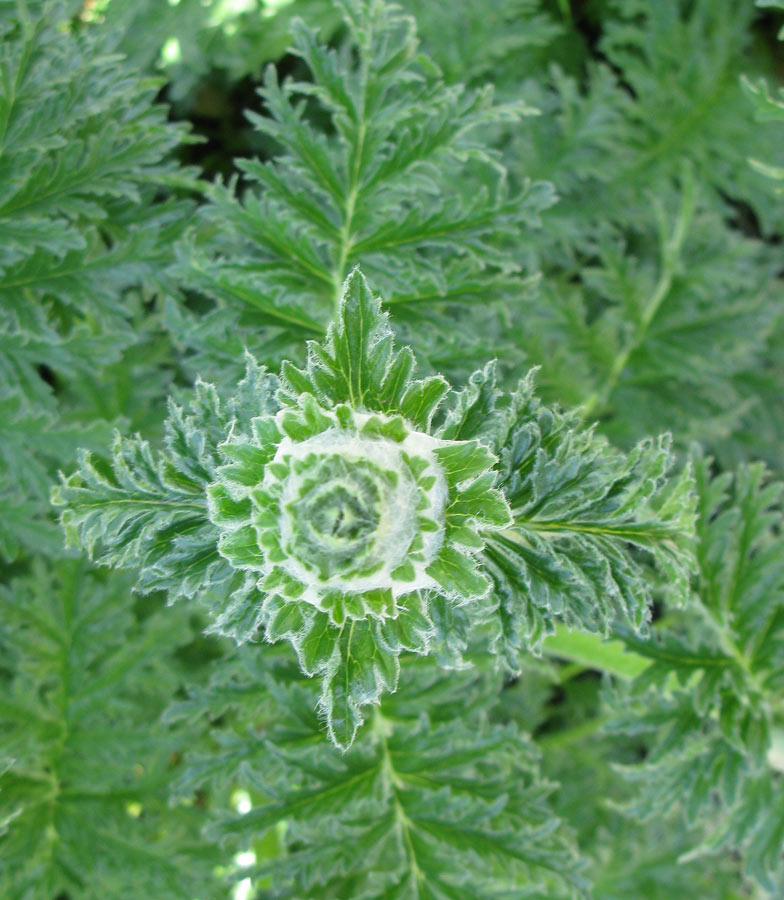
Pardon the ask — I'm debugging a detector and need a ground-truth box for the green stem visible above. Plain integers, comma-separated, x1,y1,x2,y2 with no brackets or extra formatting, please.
542,625,651,680
0,6,34,153
374,709,424,892
581,171,695,420
331,58,368,309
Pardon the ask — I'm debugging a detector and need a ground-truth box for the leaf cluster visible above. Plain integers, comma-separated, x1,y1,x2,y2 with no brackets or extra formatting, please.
53,271,696,752
505,0,784,466
170,0,553,387
605,454,784,891
0,0,197,560
170,651,588,900
0,560,222,899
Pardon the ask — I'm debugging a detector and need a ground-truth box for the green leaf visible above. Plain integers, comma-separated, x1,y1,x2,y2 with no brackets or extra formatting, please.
51,385,229,602
606,451,784,891
427,545,490,598
0,560,222,899
0,0,199,559
56,270,520,747
542,625,651,680
481,376,696,660
175,0,553,386
180,656,588,898
287,267,396,408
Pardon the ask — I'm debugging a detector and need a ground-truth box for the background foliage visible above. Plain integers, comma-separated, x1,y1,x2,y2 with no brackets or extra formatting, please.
1,0,782,898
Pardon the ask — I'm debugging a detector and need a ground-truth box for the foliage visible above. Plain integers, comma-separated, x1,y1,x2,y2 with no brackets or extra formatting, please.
3,0,783,898
0,560,223,899
169,0,552,385
170,652,587,899
508,0,784,468
94,0,342,111
0,0,197,560
744,0,784,188
54,270,694,749
402,0,562,87
606,453,784,893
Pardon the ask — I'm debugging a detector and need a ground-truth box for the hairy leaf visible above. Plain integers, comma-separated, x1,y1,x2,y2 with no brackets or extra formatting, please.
607,452,784,891
173,0,553,385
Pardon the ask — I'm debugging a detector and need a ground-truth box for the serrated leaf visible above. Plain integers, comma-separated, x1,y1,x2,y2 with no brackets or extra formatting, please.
180,656,587,898
0,560,222,899
605,451,784,890
480,377,696,661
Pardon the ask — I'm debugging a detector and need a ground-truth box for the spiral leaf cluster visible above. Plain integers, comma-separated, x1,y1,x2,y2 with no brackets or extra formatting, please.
197,271,512,743
209,395,510,625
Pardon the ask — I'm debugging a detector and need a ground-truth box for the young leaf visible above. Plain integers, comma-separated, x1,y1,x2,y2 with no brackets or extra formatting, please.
52,379,231,602
174,0,553,383
56,272,514,747
478,371,697,661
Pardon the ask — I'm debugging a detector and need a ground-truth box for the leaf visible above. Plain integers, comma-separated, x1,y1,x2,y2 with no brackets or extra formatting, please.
0,0,198,558
0,386,113,561
175,0,554,386
179,655,588,898
285,267,396,408
51,382,230,602
542,625,652,680
605,451,784,890
55,271,518,747
509,0,784,467
0,560,223,900
479,375,697,661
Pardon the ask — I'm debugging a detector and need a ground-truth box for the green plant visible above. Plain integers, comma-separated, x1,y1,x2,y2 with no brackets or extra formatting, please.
0,0,198,560
2,0,783,898
168,0,552,384
53,268,695,749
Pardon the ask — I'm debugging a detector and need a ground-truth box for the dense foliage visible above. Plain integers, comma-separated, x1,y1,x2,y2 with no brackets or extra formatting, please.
1,1,783,898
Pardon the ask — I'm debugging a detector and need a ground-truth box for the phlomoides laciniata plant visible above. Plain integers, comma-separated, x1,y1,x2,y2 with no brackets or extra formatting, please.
54,269,696,749
4,0,783,896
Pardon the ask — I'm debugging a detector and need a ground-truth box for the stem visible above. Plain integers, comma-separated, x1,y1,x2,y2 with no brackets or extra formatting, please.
581,171,695,420
374,708,424,892
0,5,34,154
331,64,368,309
38,563,82,861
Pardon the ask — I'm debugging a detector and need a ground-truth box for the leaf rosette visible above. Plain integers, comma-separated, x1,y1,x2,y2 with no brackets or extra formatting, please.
209,395,506,627
197,270,512,744
53,270,694,748
52,269,695,747
52,269,514,746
